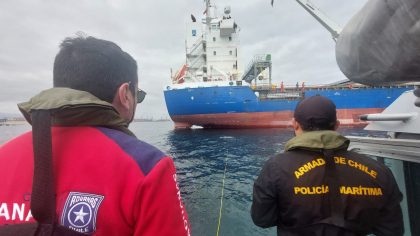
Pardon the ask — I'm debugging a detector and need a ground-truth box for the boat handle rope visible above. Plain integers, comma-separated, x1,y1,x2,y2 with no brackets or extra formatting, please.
216,156,228,236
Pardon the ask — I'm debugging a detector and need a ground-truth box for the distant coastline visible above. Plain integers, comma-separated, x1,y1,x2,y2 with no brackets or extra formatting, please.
0,116,171,125
0,117,27,126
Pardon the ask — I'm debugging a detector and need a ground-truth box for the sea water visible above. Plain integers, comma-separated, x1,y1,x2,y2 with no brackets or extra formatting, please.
0,122,379,236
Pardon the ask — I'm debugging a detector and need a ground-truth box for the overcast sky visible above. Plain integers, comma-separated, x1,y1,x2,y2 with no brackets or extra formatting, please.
0,0,367,119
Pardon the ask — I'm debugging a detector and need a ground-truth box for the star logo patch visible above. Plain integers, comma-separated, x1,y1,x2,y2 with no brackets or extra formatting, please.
61,192,104,234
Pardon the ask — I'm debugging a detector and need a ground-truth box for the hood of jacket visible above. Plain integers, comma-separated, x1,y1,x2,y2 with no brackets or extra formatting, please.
18,87,134,136
284,130,349,152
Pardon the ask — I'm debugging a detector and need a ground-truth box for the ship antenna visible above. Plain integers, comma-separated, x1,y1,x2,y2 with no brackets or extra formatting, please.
206,0,210,14
205,0,212,25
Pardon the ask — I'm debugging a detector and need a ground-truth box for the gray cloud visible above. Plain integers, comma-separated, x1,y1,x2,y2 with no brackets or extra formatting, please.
0,0,367,118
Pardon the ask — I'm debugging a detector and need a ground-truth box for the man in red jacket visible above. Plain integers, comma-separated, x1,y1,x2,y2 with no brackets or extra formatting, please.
0,36,191,236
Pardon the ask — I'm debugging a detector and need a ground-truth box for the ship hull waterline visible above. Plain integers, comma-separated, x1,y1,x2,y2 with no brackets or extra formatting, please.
170,108,383,129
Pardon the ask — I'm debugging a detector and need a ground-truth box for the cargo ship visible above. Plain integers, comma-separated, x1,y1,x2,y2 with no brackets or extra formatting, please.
163,0,414,129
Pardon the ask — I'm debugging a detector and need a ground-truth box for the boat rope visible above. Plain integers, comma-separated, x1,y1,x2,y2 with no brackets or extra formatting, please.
216,156,228,236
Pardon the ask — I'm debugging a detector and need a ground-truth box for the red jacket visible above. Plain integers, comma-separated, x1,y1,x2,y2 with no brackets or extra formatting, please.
0,126,191,236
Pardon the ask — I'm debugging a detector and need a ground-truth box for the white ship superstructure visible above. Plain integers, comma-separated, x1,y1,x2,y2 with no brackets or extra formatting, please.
173,0,241,84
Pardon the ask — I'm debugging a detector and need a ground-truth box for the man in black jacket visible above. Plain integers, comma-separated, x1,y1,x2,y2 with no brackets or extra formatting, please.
251,95,404,236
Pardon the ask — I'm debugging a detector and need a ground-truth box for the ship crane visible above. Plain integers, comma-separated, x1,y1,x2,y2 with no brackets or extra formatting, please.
293,0,342,41
241,0,342,84
272,0,342,41
241,0,344,85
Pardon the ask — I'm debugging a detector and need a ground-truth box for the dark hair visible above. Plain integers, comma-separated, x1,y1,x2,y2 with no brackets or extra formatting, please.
53,36,138,103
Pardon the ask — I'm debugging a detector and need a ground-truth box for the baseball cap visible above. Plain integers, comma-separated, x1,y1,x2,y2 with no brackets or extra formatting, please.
294,95,337,130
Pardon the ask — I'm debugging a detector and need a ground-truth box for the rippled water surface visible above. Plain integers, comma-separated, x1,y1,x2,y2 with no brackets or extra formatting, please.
0,122,381,236
128,122,380,236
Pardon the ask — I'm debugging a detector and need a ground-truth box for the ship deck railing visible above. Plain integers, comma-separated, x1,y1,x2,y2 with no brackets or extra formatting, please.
265,92,302,99
252,82,418,92
242,54,272,83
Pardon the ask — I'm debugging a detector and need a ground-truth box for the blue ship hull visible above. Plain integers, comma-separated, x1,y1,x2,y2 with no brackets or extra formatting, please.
164,85,412,128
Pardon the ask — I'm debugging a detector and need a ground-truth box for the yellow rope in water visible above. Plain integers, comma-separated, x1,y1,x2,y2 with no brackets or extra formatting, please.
216,158,228,236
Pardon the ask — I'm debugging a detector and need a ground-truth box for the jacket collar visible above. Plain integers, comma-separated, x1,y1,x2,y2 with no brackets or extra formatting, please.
284,130,349,152
18,88,135,136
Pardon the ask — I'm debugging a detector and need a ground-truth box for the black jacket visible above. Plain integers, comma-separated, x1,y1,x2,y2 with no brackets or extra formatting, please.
251,131,404,236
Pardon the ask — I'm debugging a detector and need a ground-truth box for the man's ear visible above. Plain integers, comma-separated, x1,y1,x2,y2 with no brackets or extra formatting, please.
334,120,340,130
112,83,130,114
292,119,303,136
292,119,298,130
